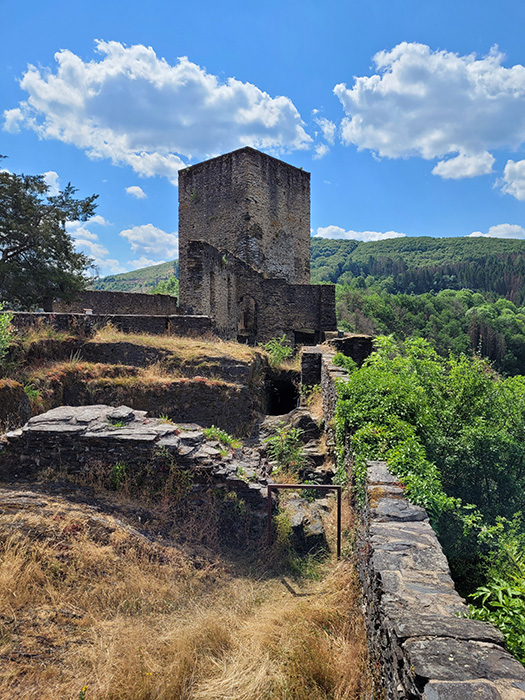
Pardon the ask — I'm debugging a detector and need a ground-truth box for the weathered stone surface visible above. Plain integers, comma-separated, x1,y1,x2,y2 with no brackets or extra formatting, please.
282,495,327,554
372,497,428,522
0,405,273,511
405,638,525,682
423,680,503,699
391,616,504,644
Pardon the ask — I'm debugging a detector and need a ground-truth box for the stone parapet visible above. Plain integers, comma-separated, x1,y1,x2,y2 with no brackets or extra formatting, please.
361,460,525,699
7,312,212,337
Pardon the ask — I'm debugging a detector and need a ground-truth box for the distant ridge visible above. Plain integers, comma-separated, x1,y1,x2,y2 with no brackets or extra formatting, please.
93,236,525,301
311,236,525,302
92,260,178,293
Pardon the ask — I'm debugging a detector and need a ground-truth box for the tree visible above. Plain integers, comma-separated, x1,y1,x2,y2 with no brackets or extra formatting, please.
0,158,98,309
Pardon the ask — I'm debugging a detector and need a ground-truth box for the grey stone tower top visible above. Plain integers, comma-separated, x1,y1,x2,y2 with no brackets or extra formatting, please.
178,147,311,307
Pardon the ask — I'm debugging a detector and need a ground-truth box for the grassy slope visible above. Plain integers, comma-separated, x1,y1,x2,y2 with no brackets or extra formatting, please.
0,486,369,700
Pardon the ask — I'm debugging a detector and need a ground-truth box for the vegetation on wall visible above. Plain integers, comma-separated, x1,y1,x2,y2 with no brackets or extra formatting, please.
335,336,525,660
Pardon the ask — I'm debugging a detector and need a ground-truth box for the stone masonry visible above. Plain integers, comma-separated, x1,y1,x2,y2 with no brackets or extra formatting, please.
178,147,336,344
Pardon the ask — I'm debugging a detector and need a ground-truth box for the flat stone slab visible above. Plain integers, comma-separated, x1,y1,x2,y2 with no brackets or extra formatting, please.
390,615,504,644
423,680,504,700
372,497,428,522
367,460,399,484
405,638,525,683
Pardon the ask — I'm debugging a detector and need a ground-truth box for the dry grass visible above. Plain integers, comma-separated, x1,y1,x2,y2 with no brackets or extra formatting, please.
0,491,370,700
91,325,265,363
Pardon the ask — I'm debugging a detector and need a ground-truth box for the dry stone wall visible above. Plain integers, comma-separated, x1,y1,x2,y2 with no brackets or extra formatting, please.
0,405,270,509
52,290,179,315
8,312,212,337
316,347,525,700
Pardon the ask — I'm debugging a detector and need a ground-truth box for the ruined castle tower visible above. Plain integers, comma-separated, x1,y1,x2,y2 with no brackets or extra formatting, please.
178,147,310,300
178,147,336,343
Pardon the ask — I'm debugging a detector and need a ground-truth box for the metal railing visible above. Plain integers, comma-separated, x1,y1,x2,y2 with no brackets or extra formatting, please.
266,483,342,558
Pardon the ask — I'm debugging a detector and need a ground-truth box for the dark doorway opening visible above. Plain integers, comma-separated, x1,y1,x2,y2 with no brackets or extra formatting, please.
265,371,300,415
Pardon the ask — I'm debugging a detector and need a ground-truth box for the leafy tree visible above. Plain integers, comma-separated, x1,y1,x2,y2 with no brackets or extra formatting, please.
150,275,179,298
0,159,97,309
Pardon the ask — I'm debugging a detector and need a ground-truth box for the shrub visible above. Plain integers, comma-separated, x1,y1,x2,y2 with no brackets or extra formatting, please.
262,334,293,366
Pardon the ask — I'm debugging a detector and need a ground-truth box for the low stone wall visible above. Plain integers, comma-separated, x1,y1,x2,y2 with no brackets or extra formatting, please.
317,349,525,699
52,289,179,315
8,312,212,337
0,405,269,509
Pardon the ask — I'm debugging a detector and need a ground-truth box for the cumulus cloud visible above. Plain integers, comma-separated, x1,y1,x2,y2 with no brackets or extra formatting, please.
67,216,126,274
432,152,495,179
4,40,311,181
120,223,178,259
334,43,525,178
501,159,525,200
126,185,147,199
469,224,525,239
128,256,164,269
314,225,406,242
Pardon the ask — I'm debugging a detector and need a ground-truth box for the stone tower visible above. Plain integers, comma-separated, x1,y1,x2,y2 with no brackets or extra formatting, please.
178,147,311,309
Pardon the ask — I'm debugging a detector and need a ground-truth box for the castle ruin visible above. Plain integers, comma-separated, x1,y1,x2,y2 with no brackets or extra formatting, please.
51,147,336,345
178,147,336,344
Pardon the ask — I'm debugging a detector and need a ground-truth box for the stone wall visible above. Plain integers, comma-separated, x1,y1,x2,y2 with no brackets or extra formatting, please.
52,290,179,315
8,312,212,338
179,147,311,313
318,349,525,699
0,405,269,510
182,241,336,343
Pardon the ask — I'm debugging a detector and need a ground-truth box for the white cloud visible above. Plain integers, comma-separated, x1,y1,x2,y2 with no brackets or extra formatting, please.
42,170,60,195
501,159,525,200
432,151,495,179
334,43,525,178
120,223,178,259
314,225,406,242
4,41,311,181
126,185,147,199
88,214,109,226
315,117,336,145
66,217,125,274
314,144,330,159
128,256,164,269
469,224,525,239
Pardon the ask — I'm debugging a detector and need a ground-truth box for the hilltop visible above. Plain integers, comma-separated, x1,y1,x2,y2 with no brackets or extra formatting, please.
93,236,525,301
92,260,178,293
311,236,525,301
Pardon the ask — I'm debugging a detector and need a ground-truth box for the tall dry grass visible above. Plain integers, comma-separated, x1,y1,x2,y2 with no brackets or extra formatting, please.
0,493,370,700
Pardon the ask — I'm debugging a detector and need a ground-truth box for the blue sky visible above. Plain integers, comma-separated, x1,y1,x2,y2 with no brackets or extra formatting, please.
3,0,525,276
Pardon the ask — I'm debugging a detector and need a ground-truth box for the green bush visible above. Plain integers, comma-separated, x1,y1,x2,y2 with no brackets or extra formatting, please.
262,334,293,366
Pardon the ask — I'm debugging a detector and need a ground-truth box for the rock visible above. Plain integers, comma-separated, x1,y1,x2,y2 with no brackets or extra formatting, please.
281,495,327,554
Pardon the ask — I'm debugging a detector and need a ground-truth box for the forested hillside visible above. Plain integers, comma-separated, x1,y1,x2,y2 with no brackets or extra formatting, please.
93,260,178,293
311,237,525,302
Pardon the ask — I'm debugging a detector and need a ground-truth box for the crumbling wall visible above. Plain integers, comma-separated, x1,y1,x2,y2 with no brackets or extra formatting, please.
319,350,525,699
183,241,336,343
52,290,179,315
8,312,212,337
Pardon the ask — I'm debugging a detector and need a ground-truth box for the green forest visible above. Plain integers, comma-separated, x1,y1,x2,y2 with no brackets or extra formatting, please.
311,236,525,302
